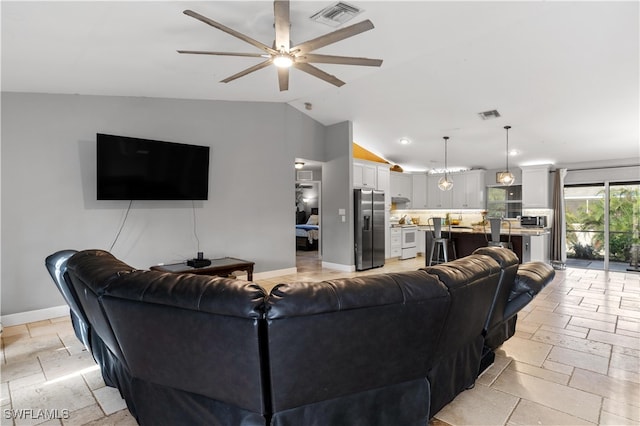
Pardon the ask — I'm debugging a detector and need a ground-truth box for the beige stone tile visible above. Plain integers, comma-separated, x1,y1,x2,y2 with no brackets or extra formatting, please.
569,368,640,407
507,398,595,425
599,305,640,320
81,368,106,391
1,357,43,383
608,366,640,384
554,304,618,323
616,328,640,340
507,360,570,385
435,383,518,426
539,324,587,339
62,404,104,425
542,359,574,375
520,309,571,328
39,352,97,382
565,324,590,335
547,346,609,374
49,317,71,325
618,320,640,334
92,386,126,415
1,325,29,338
531,328,611,358
588,329,640,350
3,335,65,363
610,351,640,374
82,409,137,425
8,372,46,391
492,368,601,423
10,376,94,426
599,410,640,425
476,354,512,387
27,322,73,339
57,334,85,357
514,321,539,335
569,316,616,332
613,344,640,359
602,398,640,423
1,381,9,405
499,336,553,367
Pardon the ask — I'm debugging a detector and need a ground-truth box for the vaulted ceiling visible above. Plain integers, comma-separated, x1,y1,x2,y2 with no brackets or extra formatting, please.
2,1,638,171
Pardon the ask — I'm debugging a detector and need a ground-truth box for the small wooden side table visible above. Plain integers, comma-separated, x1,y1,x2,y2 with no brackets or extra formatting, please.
150,257,254,281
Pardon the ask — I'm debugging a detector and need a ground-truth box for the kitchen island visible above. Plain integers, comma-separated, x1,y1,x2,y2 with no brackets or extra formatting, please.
419,226,550,264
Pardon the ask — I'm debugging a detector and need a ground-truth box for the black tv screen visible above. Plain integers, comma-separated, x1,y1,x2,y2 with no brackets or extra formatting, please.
97,133,210,200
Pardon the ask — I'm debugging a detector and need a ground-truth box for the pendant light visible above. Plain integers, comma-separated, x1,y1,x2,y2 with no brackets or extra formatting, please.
497,125,515,185
438,136,454,191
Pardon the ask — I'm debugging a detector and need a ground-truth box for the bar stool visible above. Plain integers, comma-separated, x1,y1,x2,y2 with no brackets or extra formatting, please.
428,217,457,266
484,217,513,249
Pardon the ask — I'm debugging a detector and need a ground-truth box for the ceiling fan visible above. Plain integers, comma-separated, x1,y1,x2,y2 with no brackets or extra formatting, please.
178,1,383,91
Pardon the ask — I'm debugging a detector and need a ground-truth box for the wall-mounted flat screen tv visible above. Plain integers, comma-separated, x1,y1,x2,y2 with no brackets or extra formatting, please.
97,133,210,200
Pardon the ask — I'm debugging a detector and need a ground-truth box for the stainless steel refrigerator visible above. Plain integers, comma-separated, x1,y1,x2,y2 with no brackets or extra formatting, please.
354,189,385,271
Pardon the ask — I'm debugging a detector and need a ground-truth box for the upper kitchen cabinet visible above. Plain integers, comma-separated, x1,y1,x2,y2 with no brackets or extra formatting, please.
522,165,551,208
390,172,412,200
427,174,453,209
353,161,377,189
412,173,428,209
451,170,486,209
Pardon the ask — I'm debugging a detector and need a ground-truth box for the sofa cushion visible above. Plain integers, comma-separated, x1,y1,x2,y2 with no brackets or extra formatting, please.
511,261,555,300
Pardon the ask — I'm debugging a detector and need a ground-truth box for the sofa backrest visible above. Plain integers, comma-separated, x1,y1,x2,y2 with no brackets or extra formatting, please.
471,247,520,334
265,270,450,413
45,250,90,348
66,250,135,367
100,267,268,415
421,254,502,360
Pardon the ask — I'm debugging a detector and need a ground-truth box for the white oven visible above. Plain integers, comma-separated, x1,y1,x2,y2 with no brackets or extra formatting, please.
400,225,418,259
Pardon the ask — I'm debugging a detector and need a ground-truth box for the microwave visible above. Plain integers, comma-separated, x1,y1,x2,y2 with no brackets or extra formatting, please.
520,216,547,228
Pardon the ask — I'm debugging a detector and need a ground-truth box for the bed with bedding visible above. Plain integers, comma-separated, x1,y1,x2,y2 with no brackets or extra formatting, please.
296,212,319,250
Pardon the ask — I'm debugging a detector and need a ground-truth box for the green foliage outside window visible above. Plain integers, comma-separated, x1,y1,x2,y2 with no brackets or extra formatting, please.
565,186,639,262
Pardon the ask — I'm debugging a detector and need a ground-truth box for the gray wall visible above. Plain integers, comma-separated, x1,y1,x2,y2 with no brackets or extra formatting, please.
321,121,354,266
1,92,336,315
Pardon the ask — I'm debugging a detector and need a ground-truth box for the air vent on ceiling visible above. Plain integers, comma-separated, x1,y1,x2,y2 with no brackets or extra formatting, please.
310,2,363,27
478,109,501,120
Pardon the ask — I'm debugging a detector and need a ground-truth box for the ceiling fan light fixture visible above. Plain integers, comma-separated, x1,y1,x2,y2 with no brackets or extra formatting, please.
273,54,294,68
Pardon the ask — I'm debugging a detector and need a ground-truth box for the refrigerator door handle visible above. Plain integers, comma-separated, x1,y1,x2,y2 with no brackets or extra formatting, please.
363,215,371,231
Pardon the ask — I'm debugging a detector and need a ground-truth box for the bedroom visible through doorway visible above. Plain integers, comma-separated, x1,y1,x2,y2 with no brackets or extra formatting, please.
295,161,322,267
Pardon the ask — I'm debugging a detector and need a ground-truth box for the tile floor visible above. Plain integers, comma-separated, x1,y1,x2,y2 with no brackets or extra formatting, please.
1,252,639,425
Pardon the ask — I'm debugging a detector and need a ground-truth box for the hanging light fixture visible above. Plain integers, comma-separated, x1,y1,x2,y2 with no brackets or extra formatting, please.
294,161,305,169
496,125,515,185
438,136,454,191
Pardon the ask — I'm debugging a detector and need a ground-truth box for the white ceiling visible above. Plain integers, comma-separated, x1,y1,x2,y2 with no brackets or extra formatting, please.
2,1,638,172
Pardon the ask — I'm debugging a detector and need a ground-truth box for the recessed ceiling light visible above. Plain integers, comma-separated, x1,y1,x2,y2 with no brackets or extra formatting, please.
399,138,411,145
509,149,519,156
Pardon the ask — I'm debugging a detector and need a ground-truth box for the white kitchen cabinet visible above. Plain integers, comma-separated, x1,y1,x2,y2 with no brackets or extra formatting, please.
522,233,550,263
522,165,551,208
390,227,402,258
412,173,428,209
451,170,486,209
390,172,412,201
427,175,453,209
353,161,377,189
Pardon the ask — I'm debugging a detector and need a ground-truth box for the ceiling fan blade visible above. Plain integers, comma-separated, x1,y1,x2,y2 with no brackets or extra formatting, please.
177,50,267,58
297,53,383,67
291,20,375,54
221,59,273,83
277,67,289,92
273,1,290,52
183,10,277,56
293,63,345,87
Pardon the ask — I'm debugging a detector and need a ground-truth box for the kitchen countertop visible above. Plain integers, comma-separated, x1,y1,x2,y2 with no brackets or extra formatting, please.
416,225,550,236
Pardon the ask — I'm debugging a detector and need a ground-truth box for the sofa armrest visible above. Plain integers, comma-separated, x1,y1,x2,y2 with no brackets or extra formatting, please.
510,262,555,301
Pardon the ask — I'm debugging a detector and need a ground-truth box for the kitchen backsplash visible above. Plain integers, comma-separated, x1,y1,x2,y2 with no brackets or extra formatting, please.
392,209,554,228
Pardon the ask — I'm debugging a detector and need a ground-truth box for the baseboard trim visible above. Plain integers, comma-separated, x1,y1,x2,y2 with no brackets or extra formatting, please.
321,261,355,272
2,305,69,326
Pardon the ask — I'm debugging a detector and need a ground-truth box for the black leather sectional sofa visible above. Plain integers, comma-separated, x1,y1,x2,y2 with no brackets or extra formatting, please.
45,247,554,426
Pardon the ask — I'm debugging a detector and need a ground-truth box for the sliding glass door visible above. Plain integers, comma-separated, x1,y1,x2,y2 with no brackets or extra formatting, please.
564,182,639,270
